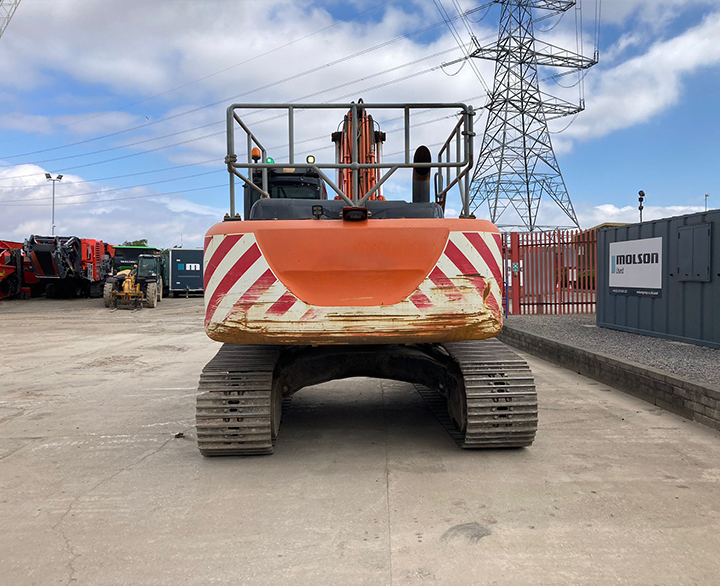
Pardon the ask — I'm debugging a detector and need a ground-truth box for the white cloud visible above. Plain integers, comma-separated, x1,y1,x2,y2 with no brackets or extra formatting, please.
0,112,142,136
0,0,717,236
0,0,503,224
469,194,710,231
555,10,720,144
0,114,54,134
445,207,460,219
601,32,644,63
600,0,718,29
577,203,706,227
160,197,224,217
0,164,224,247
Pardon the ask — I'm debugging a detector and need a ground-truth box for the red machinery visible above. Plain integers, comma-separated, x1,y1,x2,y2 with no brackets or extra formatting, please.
0,243,25,300
23,235,113,298
0,240,37,300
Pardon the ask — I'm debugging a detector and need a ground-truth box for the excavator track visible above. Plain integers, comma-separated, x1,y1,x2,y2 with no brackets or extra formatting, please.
416,339,538,448
196,344,283,456
196,340,535,455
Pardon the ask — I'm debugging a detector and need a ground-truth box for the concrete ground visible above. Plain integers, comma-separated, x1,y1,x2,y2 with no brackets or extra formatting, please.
1,298,719,586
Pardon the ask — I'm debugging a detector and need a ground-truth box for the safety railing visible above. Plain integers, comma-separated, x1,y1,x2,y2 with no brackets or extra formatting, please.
224,102,475,217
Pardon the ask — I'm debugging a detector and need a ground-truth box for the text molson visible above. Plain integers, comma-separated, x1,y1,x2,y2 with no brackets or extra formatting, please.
615,253,659,265
613,252,659,275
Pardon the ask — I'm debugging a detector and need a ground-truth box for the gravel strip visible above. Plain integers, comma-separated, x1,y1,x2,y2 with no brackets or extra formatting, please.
504,314,720,387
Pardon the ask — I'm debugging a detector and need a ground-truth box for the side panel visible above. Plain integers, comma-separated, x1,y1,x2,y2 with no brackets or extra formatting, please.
0,248,22,299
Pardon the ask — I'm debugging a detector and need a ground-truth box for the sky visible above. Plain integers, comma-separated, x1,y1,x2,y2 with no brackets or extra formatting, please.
0,0,718,247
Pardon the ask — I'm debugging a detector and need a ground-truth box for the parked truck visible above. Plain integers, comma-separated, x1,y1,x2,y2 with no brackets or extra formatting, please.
168,248,203,297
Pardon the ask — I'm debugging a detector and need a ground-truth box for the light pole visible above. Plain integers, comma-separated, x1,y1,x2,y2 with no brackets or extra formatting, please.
45,173,63,235
638,190,645,223
706,193,710,212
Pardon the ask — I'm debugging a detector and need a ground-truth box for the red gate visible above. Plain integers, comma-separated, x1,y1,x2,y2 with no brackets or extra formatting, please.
502,229,597,315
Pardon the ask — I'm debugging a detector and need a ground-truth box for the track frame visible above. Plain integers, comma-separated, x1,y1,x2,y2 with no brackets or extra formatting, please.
196,340,537,456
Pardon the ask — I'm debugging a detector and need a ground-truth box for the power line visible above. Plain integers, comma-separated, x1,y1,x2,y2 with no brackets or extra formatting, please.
0,15,501,196
465,1,496,24
1,183,227,208
535,9,567,33
31,1,396,139
0,101,465,202
433,0,490,94
0,169,224,203
0,44,470,182
0,120,223,168
1,31,496,181
3,129,226,176
0,45,461,170
1,96,487,207
0,91,487,189
0,158,218,189
0,9,475,161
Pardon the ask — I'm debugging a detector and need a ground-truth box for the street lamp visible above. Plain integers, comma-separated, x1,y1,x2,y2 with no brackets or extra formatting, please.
45,173,63,235
638,190,645,223
706,193,710,212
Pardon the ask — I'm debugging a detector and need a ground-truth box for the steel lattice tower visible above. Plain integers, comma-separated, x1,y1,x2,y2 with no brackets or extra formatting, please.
468,0,596,230
0,0,22,41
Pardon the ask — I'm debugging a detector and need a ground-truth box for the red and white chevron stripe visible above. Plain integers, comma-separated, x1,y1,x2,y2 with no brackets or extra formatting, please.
203,231,504,343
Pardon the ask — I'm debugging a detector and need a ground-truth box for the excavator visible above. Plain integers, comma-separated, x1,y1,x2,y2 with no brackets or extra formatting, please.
196,101,538,456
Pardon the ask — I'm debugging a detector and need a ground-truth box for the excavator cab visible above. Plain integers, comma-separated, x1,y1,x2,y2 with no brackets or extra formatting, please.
243,167,326,220
196,102,538,456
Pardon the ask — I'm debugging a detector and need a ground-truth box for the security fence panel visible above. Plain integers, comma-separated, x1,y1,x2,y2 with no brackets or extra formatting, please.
502,229,597,315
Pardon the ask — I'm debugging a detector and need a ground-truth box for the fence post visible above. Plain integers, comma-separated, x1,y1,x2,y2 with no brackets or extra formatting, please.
510,231,520,315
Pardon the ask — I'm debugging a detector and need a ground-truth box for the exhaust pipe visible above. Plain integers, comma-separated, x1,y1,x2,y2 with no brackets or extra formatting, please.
412,145,431,204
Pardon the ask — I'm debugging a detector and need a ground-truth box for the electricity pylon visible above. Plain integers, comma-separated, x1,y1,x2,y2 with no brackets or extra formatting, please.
468,0,597,230
0,0,22,40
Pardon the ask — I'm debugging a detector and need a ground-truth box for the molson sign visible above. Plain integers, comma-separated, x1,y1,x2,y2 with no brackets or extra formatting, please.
609,236,663,297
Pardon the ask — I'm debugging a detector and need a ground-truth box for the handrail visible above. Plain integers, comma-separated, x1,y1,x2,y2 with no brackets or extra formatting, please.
225,102,475,216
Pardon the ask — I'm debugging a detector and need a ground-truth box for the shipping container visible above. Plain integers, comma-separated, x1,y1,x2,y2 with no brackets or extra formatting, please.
169,248,203,296
597,209,720,349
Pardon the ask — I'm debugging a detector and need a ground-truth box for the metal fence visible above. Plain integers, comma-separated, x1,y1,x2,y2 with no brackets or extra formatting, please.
502,229,597,315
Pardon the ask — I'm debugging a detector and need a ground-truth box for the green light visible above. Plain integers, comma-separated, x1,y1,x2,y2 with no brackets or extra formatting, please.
266,157,275,164
306,155,316,164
